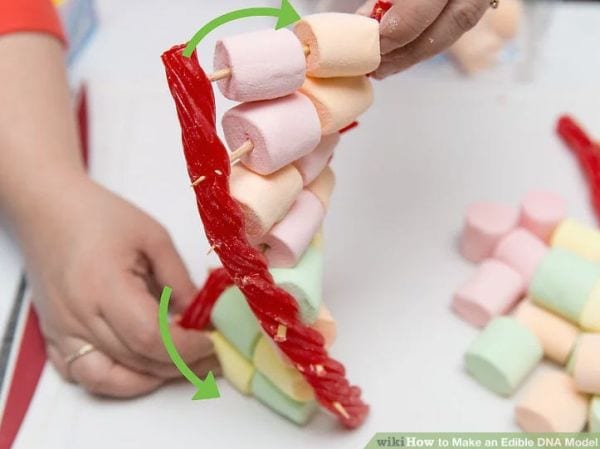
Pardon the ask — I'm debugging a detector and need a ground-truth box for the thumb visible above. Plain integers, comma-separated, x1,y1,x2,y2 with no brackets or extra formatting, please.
144,227,197,314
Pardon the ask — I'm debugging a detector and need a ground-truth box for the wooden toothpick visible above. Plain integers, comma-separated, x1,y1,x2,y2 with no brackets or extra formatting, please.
333,402,350,420
229,140,254,163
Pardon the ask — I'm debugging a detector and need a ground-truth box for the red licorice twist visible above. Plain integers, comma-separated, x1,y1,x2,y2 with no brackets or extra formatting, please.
557,115,600,223
179,268,233,330
162,44,369,428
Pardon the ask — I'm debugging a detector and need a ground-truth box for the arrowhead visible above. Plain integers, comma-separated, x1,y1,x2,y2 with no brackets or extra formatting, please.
275,0,301,29
192,371,221,400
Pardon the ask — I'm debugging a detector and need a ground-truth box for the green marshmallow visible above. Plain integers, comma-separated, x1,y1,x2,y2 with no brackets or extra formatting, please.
591,397,600,432
211,287,261,359
271,244,323,324
465,317,543,397
530,248,600,323
251,372,317,426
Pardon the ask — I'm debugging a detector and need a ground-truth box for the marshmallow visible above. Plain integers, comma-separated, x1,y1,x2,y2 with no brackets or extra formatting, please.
214,29,306,102
581,283,600,331
293,133,340,185
262,191,326,268
515,370,589,432
452,259,524,328
230,164,303,241
223,94,321,175
307,166,335,209
571,334,600,395
210,332,255,395
294,13,380,78
448,26,504,75
465,317,542,396
552,219,600,262
487,0,523,40
253,337,314,402
493,228,548,285
519,191,567,242
211,287,261,359
530,248,600,324
300,76,373,135
513,300,580,365
460,202,519,263
312,305,337,349
271,242,323,324
251,372,317,425
591,397,600,432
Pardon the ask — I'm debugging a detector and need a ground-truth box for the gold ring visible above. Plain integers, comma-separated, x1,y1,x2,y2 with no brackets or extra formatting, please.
490,0,499,8
64,343,96,367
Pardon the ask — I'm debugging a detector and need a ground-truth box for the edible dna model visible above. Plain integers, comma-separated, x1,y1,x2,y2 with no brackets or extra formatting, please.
162,10,383,428
453,191,600,432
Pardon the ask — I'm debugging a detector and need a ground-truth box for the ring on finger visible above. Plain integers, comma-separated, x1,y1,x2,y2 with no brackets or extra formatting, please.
65,343,96,372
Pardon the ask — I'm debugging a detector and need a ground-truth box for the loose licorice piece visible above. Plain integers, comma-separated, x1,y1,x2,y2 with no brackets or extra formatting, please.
557,115,600,223
179,268,233,330
162,44,369,428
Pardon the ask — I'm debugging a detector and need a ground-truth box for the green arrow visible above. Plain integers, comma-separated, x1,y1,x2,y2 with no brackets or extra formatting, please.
158,286,220,400
182,0,302,57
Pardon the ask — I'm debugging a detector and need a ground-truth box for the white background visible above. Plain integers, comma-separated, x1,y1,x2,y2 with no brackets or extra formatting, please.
2,1,600,448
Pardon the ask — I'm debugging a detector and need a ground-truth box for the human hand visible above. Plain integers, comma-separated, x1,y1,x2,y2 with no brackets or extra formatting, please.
20,174,218,398
358,0,490,78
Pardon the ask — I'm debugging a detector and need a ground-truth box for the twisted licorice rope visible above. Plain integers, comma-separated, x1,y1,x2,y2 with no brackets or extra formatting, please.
162,44,368,428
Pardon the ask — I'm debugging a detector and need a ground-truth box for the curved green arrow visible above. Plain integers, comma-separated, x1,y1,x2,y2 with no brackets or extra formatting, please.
182,0,302,57
159,286,220,400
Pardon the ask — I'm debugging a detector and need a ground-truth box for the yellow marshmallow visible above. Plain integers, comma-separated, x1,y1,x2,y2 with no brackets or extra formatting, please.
581,283,600,331
210,332,254,395
253,337,314,402
551,219,600,262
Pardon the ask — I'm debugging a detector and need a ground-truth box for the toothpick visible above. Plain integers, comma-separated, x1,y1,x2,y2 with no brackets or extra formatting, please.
208,46,310,82
206,245,215,255
208,68,231,82
229,140,254,163
333,402,350,420
191,175,206,187
274,324,287,342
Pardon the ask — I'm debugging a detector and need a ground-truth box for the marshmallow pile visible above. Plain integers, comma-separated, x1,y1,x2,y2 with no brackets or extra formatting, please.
207,12,380,424
454,191,600,433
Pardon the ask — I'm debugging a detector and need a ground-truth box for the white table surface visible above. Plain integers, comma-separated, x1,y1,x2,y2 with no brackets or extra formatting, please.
4,1,600,448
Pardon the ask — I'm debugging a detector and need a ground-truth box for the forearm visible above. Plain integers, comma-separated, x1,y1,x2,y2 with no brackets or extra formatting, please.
0,33,86,242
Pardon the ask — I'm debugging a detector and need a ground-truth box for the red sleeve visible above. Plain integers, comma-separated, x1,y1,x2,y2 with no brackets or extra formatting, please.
0,0,66,44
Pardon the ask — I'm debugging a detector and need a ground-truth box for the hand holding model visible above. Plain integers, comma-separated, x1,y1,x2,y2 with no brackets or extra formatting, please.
358,0,491,78
0,34,218,397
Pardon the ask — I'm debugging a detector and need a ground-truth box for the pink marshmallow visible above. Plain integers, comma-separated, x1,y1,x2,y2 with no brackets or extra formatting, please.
312,305,337,349
493,228,549,285
293,133,340,185
261,190,325,268
519,191,567,242
453,259,525,328
460,202,519,262
223,93,321,176
214,29,306,102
